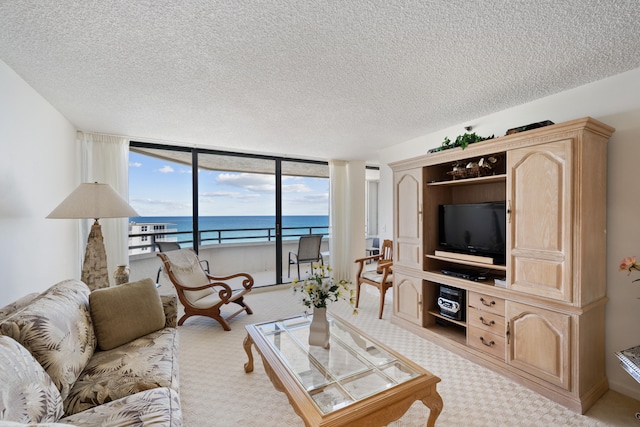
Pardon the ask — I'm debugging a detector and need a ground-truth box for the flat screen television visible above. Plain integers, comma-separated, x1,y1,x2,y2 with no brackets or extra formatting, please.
438,201,506,263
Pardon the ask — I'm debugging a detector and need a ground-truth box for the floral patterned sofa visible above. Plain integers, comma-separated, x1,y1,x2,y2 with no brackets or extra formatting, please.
0,278,182,426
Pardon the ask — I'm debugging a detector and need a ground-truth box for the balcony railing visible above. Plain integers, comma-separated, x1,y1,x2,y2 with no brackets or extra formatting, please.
128,225,329,254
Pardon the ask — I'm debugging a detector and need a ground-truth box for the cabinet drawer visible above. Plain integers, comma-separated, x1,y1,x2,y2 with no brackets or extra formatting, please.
468,291,505,315
468,327,505,360
468,308,505,333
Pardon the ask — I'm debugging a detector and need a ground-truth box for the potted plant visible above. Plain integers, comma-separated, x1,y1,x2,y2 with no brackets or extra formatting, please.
429,132,495,153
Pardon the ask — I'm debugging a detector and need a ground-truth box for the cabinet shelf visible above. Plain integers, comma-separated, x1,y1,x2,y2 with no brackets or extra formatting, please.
427,254,507,271
425,271,500,292
423,318,466,345
426,173,506,187
426,309,466,328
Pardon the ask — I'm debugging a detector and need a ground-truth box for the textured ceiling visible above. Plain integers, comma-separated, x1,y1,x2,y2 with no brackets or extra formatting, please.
1,1,640,162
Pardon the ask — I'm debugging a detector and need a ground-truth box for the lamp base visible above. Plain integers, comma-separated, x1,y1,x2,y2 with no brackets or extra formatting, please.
81,219,110,291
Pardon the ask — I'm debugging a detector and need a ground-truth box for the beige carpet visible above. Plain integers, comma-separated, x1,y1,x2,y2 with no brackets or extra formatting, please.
176,286,640,426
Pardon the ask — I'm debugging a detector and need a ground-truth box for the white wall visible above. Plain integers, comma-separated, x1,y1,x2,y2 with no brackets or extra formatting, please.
378,67,640,400
0,60,79,305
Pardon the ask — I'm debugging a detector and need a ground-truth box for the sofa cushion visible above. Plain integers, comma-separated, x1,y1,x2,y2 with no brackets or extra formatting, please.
89,278,165,351
0,280,95,402
64,327,179,415
60,387,181,427
0,335,64,423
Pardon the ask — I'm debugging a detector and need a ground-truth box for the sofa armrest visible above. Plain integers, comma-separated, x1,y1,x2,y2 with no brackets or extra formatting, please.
0,292,40,323
161,295,178,328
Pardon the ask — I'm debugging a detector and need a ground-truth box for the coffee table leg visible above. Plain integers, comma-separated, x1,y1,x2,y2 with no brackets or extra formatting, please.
422,390,443,427
243,333,254,373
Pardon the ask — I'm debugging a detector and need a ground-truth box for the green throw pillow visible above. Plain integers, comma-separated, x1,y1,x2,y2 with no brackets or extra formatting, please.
89,278,165,351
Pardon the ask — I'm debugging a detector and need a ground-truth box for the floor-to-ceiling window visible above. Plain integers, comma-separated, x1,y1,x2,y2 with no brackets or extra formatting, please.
128,142,329,286
128,146,194,254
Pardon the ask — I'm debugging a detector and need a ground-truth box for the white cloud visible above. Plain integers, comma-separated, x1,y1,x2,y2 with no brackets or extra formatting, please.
129,162,142,167
200,191,261,200
158,165,174,173
283,183,311,193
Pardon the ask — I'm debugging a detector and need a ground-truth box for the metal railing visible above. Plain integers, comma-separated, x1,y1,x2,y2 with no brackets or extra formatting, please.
128,225,328,253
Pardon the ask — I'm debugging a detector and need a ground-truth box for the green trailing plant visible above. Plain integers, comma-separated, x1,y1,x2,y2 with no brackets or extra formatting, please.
431,132,495,153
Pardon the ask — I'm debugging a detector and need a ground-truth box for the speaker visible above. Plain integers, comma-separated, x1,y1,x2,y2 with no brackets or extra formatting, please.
437,285,465,321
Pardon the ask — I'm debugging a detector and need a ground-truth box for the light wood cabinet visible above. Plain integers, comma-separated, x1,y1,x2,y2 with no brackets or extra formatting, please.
394,271,424,326
507,140,573,302
506,301,571,389
393,168,423,270
467,291,506,360
390,117,614,414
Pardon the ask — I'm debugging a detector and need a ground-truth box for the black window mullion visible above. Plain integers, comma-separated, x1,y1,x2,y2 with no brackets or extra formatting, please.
275,159,282,283
192,149,200,254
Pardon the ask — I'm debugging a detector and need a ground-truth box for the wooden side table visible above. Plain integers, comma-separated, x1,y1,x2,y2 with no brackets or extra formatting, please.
615,345,640,421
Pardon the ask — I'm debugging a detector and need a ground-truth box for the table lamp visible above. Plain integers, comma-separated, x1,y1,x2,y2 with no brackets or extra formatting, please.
47,182,139,290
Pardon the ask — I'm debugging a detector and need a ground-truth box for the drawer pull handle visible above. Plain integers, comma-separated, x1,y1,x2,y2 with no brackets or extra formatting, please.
479,316,495,327
480,336,495,347
480,297,496,307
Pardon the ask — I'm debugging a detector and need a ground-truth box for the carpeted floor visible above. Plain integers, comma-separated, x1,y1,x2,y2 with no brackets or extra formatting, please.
176,286,640,426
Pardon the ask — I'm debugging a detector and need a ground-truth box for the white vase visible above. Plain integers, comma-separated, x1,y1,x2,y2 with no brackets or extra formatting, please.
309,307,330,349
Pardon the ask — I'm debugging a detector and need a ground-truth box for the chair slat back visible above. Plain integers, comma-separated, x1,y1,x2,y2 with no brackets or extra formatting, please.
297,235,323,262
376,239,393,274
380,239,393,262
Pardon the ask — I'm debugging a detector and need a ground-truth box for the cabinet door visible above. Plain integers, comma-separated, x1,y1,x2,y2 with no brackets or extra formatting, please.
506,301,571,389
507,140,573,301
394,168,423,269
394,272,423,326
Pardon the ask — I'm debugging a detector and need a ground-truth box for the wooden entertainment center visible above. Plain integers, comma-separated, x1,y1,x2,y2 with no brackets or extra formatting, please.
390,117,614,414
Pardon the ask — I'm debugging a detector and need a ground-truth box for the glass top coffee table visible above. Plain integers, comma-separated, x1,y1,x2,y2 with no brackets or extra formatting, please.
244,313,442,426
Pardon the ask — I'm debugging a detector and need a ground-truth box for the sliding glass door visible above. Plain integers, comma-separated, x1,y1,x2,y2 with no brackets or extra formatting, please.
281,161,329,282
196,151,277,285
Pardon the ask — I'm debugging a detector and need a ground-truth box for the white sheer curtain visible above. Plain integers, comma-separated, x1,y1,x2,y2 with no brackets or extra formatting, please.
79,132,131,286
329,160,366,282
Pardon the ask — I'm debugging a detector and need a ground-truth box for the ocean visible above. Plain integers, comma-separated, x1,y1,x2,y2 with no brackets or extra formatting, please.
131,215,329,246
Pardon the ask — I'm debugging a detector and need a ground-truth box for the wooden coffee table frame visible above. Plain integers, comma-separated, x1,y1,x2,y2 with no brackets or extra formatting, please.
244,313,443,427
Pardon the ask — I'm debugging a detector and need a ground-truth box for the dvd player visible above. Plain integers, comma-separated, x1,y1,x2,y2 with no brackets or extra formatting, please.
441,269,486,281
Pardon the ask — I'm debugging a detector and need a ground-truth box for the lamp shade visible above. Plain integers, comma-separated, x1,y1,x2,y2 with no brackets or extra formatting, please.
47,182,139,219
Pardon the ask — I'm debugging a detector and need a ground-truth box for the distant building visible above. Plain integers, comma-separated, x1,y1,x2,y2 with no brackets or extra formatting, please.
128,222,177,255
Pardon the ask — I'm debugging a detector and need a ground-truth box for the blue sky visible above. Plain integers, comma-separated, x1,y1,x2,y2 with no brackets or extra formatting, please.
128,152,329,216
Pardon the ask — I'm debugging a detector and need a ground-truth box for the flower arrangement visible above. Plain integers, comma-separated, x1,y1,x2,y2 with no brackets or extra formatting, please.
292,264,357,314
619,256,640,282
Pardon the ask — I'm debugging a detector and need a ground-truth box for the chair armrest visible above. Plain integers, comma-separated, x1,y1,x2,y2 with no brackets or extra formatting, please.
354,254,381,264
169,279,232,303
207,272,255,292
160,295,178,328
354,255,375,278
377,259,393,273
378,261,393,282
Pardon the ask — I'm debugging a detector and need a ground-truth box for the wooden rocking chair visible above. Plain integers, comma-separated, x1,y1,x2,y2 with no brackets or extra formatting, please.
354,239,393,319
157,248,254,330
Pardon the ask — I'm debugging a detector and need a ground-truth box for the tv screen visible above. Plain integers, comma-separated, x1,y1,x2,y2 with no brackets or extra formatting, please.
438,201,506,262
